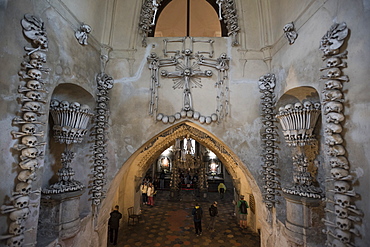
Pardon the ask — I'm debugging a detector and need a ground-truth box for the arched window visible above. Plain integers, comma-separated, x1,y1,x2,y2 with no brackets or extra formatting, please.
151,0,227,37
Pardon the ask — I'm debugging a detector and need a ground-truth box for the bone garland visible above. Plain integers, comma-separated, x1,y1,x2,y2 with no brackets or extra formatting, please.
139,0,163,47
91,73,114,206
283,22,298,45
147,38,230,124
276,100,321,146
258,73,280,209
320,22,362,246
1,14,49,245
49,99,94,145
220,0,240,46
75,24,91,45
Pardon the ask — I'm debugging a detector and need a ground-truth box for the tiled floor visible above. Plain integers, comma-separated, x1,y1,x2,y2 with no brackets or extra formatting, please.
110,190,260,247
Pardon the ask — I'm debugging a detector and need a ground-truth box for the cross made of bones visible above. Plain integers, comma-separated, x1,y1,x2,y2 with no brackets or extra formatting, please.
160,48,213,111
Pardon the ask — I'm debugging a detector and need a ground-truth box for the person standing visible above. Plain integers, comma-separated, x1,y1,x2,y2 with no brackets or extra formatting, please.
237,195,249,229
192,203,203,236
218,182,226,200
141,181,148,205
208,201,218,231
147,182,155,207
108,205,122,245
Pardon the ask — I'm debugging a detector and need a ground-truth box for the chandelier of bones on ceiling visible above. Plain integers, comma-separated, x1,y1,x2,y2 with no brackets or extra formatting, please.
147,37,230,124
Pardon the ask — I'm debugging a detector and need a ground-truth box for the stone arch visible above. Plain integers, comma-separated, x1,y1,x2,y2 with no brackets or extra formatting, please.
96,121,264,246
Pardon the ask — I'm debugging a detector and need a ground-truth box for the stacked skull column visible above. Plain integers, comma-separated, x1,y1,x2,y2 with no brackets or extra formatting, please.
0,14,49,247
258,73,280,210
91,73,114,206
319,22,363,246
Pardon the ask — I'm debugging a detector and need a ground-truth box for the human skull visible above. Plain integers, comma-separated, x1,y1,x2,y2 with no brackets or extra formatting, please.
324,101,343,114
23,112,37,122
205,70,213,77
331,167,349,179
184,49,192,55
22,101,42,112
284,104,293,112
325,80,342,90
21,147,38,159
93,198,101,205
314,102,321,110
50,99,60,108
98,102,107,109
21,136,38,148
335,229,351,243
95,173,104,179
27,69,42,80
325,134,343,146
80,104,91,112
17,170,36,182
97,115,106,122
265,147,274,154
334,180,351,193
70,101,81,110
18,159,39,171
27,80,42,90
26,91,42,101
326,57,341,68
30,51,47,62
98,96,109,102
336,217,351,231
332,239,347,247
21,123,37,135
15,182,32,195
327,68,341,78
96,128,104,134
29,59,43,69
303,101,312,109
7,235,24,247
95,153,104,159
327,145,346,156
9,208,30,224
294,102,303,111
81,24,91,33
334,194,351,208
34,33,48,47
14,196,29,209
330,156,349,169
96,134,104,141
9,221,26,235
335,205,348,218
60,100,70,109
325,123,343,135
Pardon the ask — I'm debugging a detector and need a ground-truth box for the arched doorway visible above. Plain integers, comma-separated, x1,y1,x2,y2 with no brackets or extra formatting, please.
97,121,264,245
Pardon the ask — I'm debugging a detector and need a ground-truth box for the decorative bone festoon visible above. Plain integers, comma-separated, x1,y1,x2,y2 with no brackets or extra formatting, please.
43,99,94,194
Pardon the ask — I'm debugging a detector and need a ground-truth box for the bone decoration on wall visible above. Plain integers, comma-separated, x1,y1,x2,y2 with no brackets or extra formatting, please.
283,22,298,45
75,23,91,46
276,101,321,146
319,22,363,247
91,72,114,206
1,14,49,247
42,99,94,194
258,73,281,211
139,0,240,47
147,37,230,124
276,100,323,199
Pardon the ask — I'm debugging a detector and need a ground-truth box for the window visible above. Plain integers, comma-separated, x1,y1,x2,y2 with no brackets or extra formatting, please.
152,0,226,37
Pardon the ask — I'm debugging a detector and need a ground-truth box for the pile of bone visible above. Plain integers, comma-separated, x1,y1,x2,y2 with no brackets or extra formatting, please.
276,101,321,146
259,73,280,209
50,99,94,144
156,111,218,124
1,14,48,247
319,22,363,246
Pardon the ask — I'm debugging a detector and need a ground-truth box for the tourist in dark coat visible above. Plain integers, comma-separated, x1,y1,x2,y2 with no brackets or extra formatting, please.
108,205,122,245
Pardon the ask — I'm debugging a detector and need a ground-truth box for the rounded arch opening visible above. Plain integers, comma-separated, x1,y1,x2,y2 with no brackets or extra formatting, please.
98,121,265,241
152,0,226,37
